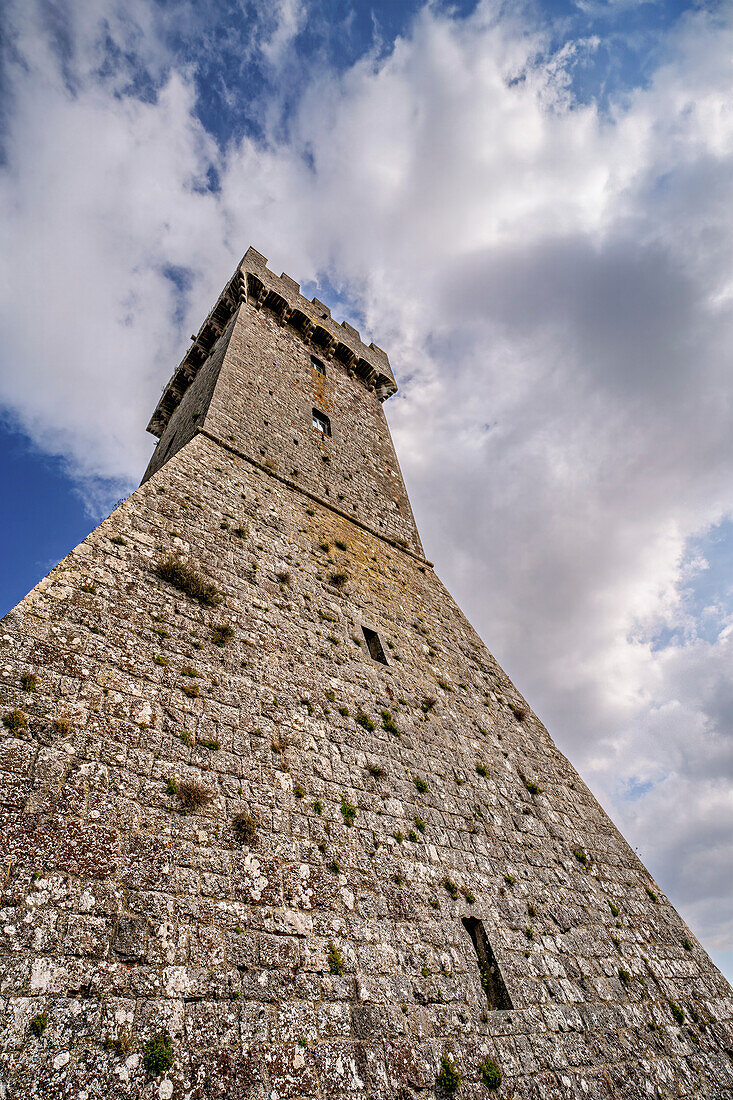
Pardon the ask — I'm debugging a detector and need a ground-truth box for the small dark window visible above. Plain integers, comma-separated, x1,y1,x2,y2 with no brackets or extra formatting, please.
312,408,331,436
311,355,326,375
362,626,387,665
462,917,512,1010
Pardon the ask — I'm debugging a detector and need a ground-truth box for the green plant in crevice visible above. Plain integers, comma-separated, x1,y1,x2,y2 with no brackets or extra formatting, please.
20,674,37,693
29,1013,47,1038
340,798,357,826
142,1031,174,1076
520,773,542,795
436,1054,461,1095
327,942,345,975
479,1058,502,1090
381,710,400,736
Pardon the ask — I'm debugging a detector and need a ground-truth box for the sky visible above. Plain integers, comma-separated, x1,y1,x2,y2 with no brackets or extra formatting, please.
1,0,732,982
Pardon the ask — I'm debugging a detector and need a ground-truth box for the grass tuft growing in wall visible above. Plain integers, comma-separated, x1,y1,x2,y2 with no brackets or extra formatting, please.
211,623,234,647
176,779,213,812
232,810,258,844
154,554,222,607
2,710,27,734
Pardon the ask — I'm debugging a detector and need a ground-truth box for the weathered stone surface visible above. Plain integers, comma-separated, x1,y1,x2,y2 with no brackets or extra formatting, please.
1,250,732,1097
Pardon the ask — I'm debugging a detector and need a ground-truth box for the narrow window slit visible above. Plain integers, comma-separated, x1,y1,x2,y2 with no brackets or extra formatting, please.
362,627,388,665
311,355,326,376
312,408,331,436
462,917,512,1010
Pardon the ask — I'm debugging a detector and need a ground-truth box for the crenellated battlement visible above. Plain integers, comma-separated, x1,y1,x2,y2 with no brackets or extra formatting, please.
147,246,396,439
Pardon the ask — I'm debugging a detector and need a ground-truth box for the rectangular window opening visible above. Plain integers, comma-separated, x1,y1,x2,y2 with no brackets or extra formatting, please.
362,626,388,665
312,408,331,436
462,917,513,1010
311,355,326,375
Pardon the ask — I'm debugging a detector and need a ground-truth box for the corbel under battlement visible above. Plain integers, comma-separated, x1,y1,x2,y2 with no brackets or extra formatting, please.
147,246,396,439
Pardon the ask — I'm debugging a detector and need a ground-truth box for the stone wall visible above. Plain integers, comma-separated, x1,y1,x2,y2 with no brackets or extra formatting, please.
1,430,732,1098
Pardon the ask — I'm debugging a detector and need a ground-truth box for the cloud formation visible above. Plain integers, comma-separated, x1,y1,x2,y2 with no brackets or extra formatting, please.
1,0,732,968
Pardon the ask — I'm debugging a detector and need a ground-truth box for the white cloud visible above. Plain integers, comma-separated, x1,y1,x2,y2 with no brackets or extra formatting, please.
1,0,733,968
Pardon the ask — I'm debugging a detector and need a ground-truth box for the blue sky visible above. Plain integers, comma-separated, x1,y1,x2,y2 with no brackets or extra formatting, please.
2,0,733,980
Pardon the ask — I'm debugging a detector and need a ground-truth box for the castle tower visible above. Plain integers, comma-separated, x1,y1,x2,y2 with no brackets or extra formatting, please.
1,247,731,1098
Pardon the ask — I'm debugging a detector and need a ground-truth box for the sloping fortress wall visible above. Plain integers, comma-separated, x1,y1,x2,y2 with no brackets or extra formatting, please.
1,248,731,1098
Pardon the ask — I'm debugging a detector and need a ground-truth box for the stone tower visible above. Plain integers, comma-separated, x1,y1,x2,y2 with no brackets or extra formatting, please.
1,247,731,1099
